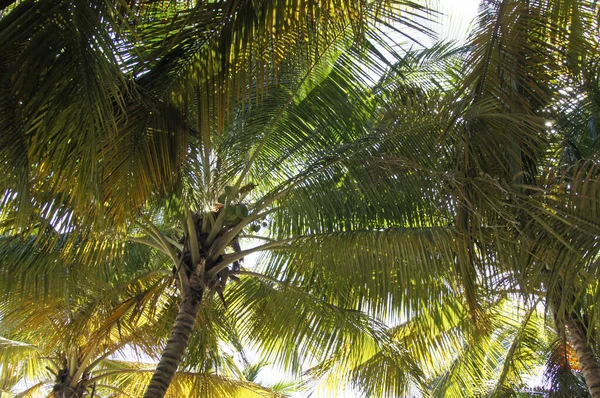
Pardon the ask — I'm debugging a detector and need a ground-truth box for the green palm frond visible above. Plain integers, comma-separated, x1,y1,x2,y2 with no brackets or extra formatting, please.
418,299,547,398
0,337,53,393
254,227,459,318
88,361,284,398
0,0,433,226
240,360,306,396
5,0,600,397
225,275,427,397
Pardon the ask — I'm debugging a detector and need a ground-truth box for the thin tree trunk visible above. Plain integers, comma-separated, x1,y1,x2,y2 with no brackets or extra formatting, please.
566,315,600,398
143,296,201,398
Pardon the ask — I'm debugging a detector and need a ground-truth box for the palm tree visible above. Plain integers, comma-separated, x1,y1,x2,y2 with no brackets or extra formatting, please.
353,0,600,396
4,2,458,396
6,1,600,397
452,1,600,395
106,49,451,396
0,230,293,397
0,0,442,396
380,0,600,395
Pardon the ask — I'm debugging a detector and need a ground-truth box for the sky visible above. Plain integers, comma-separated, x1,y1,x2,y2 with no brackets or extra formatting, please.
434,0,480,42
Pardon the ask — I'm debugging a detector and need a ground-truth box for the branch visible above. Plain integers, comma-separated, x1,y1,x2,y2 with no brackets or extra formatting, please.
208,207,278,260
186,209,202,286
135,218,179,266
238,234,278,242
70,342,98,389
208,239,293,278
129,237,167,253
85,368,151,385
233,270,285,285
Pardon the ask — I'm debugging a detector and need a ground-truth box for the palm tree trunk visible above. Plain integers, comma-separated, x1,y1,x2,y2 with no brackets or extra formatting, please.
53,372,86,397
566,315,600,398
143,296,201,398
52,385,86,398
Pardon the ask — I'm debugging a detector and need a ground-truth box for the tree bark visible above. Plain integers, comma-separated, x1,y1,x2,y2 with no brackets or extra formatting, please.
143,296,201,398
52,385,86,398
566,315,600,398
53,373,86,397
